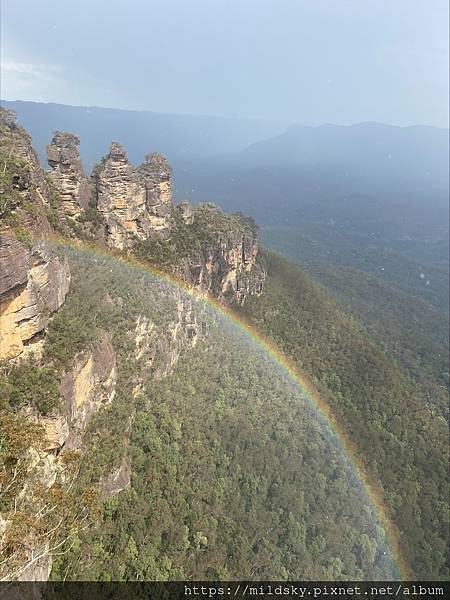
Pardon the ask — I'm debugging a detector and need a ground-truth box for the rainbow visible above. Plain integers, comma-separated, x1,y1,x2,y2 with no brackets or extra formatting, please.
56,237,411,580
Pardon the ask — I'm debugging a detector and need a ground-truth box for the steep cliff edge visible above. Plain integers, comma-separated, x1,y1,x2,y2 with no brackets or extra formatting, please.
0,233,70,360
0,109,264,580
0,110,71,361
47,131,92,218
91,140,265,302
135,202,264,303
2,105,265,304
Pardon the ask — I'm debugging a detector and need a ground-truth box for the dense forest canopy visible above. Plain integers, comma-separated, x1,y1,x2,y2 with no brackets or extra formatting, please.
44,250,399,580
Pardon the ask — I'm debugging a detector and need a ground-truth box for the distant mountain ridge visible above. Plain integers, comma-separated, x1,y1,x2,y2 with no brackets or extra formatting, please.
0,99,286,169
231,121,449,191
171,119,448,245
3,101,448,192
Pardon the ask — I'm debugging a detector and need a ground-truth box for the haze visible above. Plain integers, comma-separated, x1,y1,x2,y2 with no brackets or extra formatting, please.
1,0,448,127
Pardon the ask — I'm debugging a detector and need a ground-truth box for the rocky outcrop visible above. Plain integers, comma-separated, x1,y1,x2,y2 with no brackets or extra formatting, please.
0,110,72,361
0,231,70,361
177,201,194,225
2,111,265,306
101,455,131,499
174,205,265,303
60,331,116,449
0,232,29,299
94,143,173,249
0,116,267,581
0,108,61,222
132,292,205,385
92,142,265,301
0,332,118,582
47,132,92,217
138,152,174,228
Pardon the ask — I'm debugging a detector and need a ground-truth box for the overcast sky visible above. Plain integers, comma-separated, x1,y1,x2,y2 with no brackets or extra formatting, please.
1,0,448,126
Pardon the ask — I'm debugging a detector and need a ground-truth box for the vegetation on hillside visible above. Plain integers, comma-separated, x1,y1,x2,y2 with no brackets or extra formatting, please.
47,252,398,580
237,251,449,579
262,224,449,421
134,204,257,269
1,112,447,581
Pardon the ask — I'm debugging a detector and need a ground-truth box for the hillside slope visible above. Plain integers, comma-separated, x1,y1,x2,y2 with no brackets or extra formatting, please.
0,109,448,582
238,252,449,579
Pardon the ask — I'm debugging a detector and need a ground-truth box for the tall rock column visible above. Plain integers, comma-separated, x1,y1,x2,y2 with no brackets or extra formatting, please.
138,153,174,237
47,132,92,218
93,143,174,249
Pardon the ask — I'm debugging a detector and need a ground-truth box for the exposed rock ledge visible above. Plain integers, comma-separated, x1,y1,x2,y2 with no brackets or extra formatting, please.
58,331,117,450
101,455,131,499
0,231,70,361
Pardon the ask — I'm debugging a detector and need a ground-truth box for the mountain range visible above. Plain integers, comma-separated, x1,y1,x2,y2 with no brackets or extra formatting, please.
0,104,448,582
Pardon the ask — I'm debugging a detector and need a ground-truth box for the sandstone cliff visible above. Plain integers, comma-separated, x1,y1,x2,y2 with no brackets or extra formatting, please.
0,232,70,360
176,204,265,303
47,131,92,218
91,140,265,301
0,110,71,360
94,143,173,249
59,330,117,449
0,111,265,581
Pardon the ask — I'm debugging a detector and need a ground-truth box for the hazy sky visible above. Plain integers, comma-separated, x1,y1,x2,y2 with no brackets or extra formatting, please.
1,0,448,126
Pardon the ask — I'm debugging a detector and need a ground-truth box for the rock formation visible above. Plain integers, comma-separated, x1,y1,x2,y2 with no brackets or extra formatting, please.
0,111,72,360
94,143,173,249
0,113,266,581
58,331,117,448
101,455,131,499
47,131,92,217
173,204,265,303
1,110,265,303
138,152,174,229
0,233,70,360
177,201,195,224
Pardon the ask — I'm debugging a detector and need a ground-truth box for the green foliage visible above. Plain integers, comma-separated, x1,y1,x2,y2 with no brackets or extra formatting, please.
0,150,446,583
13,226,33,249
43,173,65,231
237,250,449,579
0,147,30,223
134,204,257,269
0,409,100,579
48,251,397,581
77,200,104,227
262,223,448,319
262,224,449,419
19,245,446,581
0,411,45,511
0,364,60,415
0,123,59,231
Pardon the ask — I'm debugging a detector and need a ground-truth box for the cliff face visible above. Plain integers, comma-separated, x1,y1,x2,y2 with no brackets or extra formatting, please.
0,110,265,581
3,333,117,581
47,131,92,218
92,141,265,302
175,205,265,303
0,233,70,360
1,107,265,304
0,111,71,360
133,291,205,384
94,143,173,249
59,330,117,450
138,152,174,229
